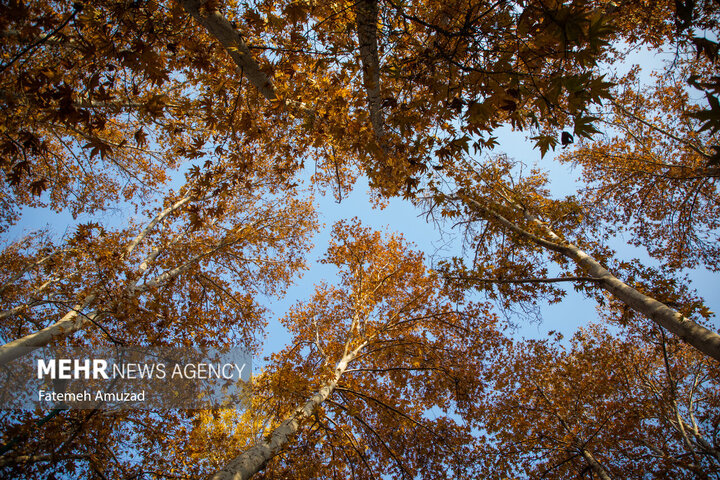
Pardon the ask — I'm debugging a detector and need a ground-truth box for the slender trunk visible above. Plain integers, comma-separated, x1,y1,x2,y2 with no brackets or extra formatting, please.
355,0,386,146
0,299,54,321
177,0,312,116
0,453,90,468
0,241,189,367
0,248,66,294
0,277,65,319
210,347,363,480
178,0,277,102
580,449,614,480
0,197,193,366
0,239,185,367
525,209,720,363
463,196,720,362
0,294,97,366
0,209,257,366
682,418,720,463
124,194,193,256
135,248,208,291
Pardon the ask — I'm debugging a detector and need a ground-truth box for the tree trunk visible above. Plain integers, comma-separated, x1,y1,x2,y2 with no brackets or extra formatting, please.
526,210,720,363
463,196,720,363
0,239,213,367
580,449,614,480
0,196,193,367
177,0,312,116
0,294,97,366
178,0,277,102
210,351,360,480
354,0,386,145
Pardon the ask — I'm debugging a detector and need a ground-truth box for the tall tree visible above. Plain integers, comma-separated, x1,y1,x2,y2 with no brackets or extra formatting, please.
426,155,720,361
202,220,505,480
475,322,720,479
0,167,316,365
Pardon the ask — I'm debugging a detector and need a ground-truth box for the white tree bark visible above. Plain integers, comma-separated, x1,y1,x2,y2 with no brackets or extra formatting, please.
0,299,55,321
0,196,193,367
0,198,269,367
461,195,720,363
178,0,277,102
0,248,67,293
580,449,614,480
209,344,365,480
0,294,97,366
124,194,193,256
178,0,313,117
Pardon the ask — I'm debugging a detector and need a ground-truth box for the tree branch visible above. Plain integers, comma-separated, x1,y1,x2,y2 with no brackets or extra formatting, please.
355,0,387,147
444,275,601,285
178,0,277,102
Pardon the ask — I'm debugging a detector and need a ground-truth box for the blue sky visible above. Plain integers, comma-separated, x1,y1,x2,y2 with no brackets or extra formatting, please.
6,41,719,371
257,124,720,368
9,125,718,372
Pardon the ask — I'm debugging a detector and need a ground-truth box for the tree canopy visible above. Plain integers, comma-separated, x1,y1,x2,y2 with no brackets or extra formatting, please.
1,0,719,478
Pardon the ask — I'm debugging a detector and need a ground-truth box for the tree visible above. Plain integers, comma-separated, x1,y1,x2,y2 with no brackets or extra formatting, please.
476,322,720,479
0,165,316,364
202,220,505,479
2,0,720,478
424,155,720,360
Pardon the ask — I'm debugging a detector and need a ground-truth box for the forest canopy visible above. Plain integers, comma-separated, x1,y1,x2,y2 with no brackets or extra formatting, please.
1,0,719,478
